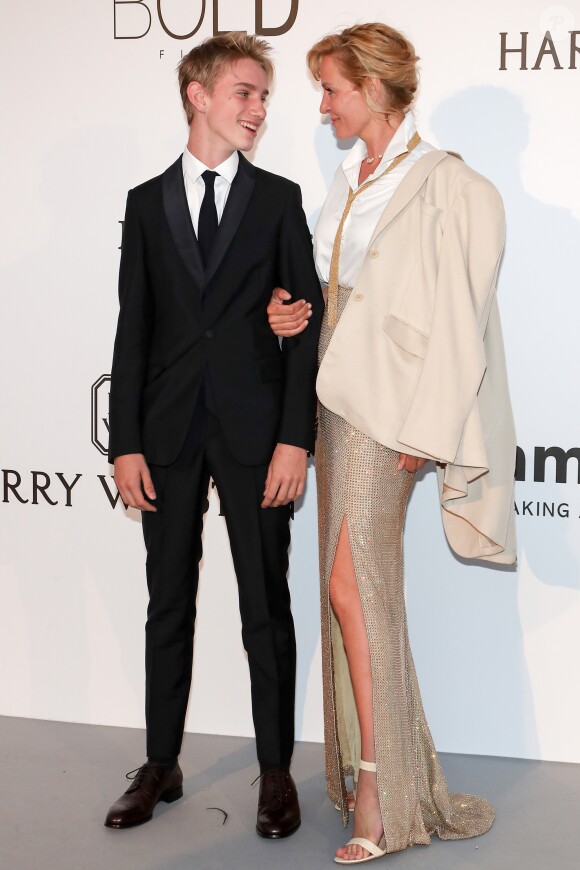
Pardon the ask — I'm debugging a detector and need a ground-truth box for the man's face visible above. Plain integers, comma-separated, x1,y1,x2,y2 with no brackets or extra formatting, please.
202,58,269,154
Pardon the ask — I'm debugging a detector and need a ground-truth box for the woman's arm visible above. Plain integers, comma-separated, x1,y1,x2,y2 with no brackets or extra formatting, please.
267,287,312,336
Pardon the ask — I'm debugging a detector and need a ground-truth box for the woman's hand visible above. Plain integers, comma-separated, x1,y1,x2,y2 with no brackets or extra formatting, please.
267,287,312,337
398,453,428,474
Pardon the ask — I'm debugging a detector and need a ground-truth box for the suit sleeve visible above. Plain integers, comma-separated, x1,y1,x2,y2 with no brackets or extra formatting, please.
397,179,506,462
107,190,153,463
276,183,324,453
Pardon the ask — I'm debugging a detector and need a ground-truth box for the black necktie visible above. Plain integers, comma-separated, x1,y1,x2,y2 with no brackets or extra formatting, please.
198,170,219,267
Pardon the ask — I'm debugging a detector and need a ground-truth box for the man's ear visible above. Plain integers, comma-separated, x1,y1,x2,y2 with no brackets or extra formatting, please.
186,81,208,115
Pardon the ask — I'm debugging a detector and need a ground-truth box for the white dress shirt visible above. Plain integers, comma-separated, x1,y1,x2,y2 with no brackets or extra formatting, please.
182,148,239,235
313,113,435,287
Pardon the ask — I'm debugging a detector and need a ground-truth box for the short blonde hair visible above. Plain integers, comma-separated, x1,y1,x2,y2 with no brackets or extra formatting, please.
178,32,274,124
307,23,419,116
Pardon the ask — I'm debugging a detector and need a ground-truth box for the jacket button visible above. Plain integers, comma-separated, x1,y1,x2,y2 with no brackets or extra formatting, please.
205,329,214,339
354,293,364,301
369,249,379,258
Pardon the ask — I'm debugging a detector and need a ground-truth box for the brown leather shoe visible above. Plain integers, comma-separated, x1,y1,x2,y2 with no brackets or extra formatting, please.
256,768,301,839
104,762,183,829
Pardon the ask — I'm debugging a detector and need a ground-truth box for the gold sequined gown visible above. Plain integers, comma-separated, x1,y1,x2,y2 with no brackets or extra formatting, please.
316,284,494,853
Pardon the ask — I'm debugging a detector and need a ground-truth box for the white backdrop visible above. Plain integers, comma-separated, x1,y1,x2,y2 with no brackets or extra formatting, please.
1,1,579,764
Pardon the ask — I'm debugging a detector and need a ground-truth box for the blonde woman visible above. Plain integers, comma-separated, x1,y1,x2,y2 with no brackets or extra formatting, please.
267,23,516,865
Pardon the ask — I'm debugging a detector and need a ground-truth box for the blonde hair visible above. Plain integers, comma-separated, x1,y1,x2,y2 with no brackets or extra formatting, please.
307,23,419,117
178,32,274,124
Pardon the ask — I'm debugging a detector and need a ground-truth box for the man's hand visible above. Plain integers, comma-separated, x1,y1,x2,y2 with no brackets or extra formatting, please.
267,287,312,337
114,453,157,512
398,453,428,474
262,443,307,508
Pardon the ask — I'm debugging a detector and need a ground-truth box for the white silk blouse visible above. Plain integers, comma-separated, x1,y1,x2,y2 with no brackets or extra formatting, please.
313,112,436,287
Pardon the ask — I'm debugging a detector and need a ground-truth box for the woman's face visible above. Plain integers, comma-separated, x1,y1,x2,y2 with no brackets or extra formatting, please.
318,55,372,140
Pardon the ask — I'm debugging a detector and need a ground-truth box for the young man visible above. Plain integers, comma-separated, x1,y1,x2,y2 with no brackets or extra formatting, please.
104,33,323,839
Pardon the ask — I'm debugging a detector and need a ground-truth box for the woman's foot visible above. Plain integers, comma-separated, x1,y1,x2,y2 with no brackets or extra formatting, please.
335,768,384,861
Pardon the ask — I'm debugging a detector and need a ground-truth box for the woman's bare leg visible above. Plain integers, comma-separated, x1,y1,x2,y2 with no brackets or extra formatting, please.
330,517,384,861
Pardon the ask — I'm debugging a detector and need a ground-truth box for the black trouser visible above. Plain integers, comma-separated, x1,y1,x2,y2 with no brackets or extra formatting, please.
142,413,295,768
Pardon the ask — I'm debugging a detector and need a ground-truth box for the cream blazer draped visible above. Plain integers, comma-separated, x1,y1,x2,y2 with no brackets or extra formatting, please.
316,151,517,564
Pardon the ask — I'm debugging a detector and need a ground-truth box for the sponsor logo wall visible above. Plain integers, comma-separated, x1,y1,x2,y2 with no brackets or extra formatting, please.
1,0,579,763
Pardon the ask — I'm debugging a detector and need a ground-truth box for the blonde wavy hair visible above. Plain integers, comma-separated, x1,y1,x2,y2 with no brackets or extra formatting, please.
307,23,419,117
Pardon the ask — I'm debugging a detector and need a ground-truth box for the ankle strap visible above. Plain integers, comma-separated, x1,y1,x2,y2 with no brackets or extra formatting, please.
359,759,377,772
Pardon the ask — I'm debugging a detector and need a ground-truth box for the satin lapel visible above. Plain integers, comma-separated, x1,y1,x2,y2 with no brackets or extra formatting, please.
162,157,204,290
203,153,256,288
368,151,449,247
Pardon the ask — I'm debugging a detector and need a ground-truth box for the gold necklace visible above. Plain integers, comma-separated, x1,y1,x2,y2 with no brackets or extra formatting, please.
327,131,421,327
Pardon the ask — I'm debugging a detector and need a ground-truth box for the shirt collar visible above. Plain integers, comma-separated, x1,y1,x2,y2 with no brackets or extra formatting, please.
342,112,418,187
182,148,239,185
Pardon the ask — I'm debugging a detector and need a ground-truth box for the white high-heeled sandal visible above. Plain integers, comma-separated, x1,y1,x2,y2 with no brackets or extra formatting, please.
334,761,387,865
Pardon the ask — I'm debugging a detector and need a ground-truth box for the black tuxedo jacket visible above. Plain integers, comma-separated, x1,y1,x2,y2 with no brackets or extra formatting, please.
108,152,323,467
